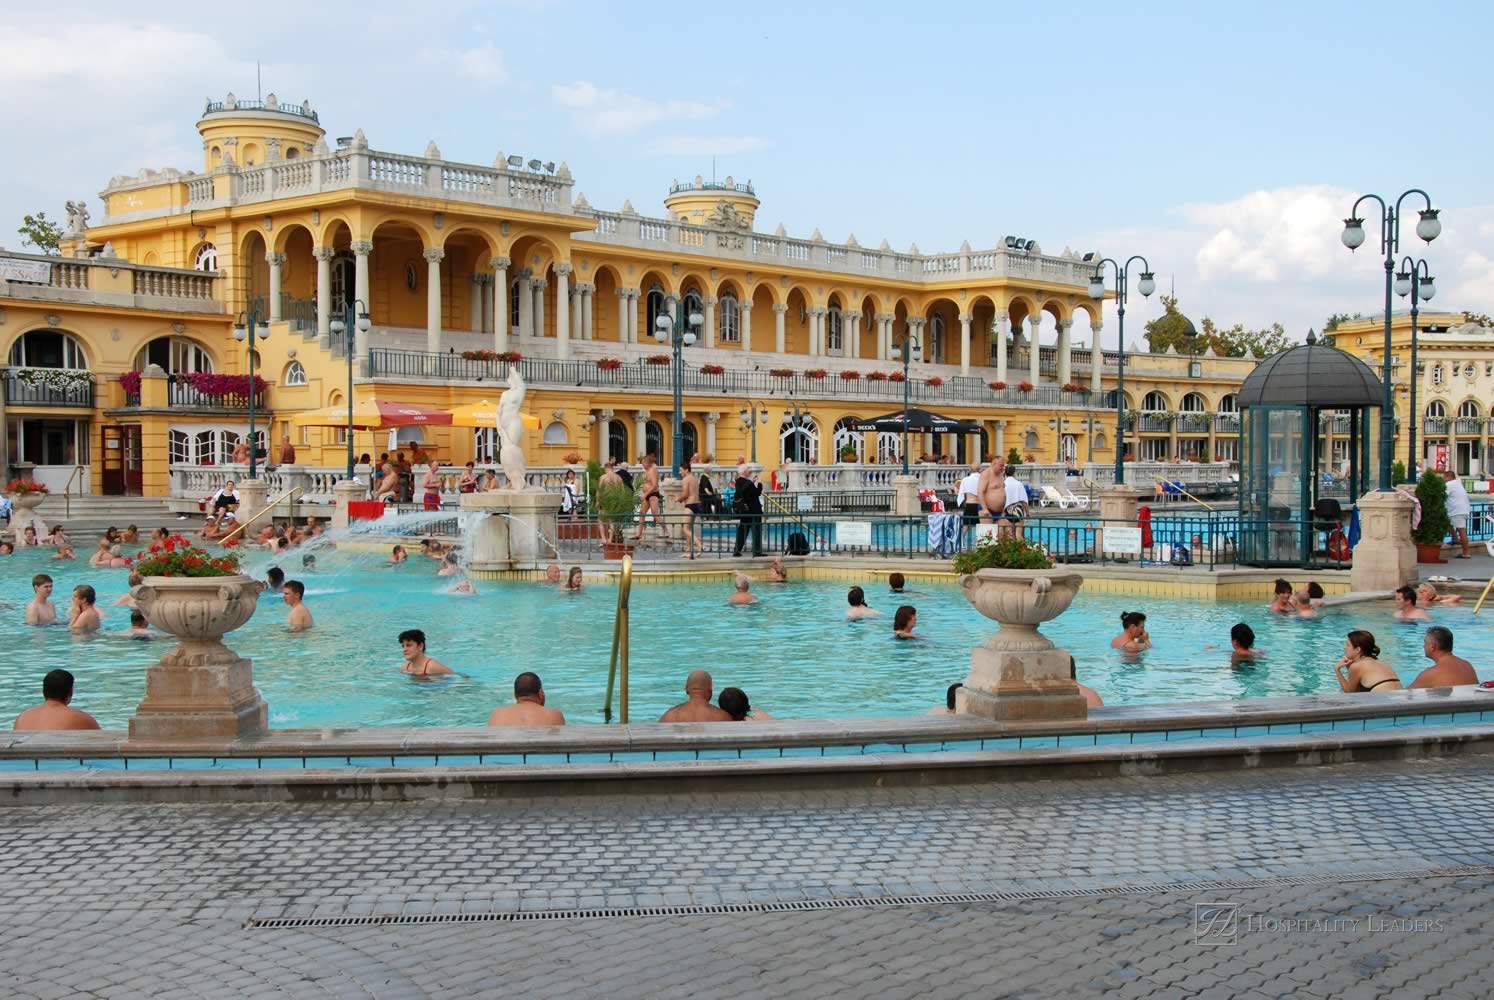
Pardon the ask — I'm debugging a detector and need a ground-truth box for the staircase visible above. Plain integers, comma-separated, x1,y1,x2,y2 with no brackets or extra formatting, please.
19,495,182,536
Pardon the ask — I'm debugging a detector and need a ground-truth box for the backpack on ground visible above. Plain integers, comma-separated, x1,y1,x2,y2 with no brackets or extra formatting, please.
786,532,810,555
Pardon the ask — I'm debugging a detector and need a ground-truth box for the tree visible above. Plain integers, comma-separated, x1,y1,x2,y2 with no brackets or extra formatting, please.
1208,320,1292,359
17,211,63,255
1323,312,1353,332
1461,311,1493,328
1142,295,1195,353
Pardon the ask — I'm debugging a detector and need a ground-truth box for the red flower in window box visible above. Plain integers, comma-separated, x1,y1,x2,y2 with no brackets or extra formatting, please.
700,363,725,375
1017,380,1034,393
888,372,906,383
803,368,828,380
989,380,1008,391
925,376,944,387
119,370,142,397
839,370,862,380
768,368,795,378
1062,382,1085,393
646,354,671,365
596,358,624,371
866,371,889,382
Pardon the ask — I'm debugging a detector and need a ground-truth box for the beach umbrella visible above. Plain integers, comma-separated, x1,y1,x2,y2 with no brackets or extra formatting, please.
288,400,453,429
850,408,982,434
446,400,541,429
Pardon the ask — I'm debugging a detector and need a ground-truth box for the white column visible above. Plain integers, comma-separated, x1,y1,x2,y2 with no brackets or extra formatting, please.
994,315,1009,382
704,296,717,349
633,409,650,462
627,291,639,343
704,412,719,459
532,277,546,338
313,246,334,343
667,295,678,323
878,315,891,360
468,275,484,334
581,284,594,340
569,286,582,340
740,301,753,353
554,264,571,360
423,248,444,353
616,290,631,343
1028,316,1041,386
809,308,824,356
846,311,861,360
491,256,510,353
1090,320,1105,394
958,313,972,375
773,304,787,354
351,240,373,361
517,269,533,338
995,420,1006,456
1057,318,1073,386
266,252,286,320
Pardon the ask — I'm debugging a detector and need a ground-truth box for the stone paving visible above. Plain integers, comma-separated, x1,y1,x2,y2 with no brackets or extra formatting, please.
1,757,1492,998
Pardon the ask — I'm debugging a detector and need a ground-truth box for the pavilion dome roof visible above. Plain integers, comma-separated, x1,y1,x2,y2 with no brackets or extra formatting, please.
1237,330,1383,409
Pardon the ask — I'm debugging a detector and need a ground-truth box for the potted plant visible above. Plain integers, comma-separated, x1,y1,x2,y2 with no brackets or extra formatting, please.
989,380,1008,391
1412,469,1451,563
769,368,794,379
646,354,671,366
126,535,267,739
804,368,828,380
701,363,725,376
840,446,859,462
7,478,49,511
866,371,888,382
888,372,906,383
597,357,624,371
1017,380,1034,393
1006,447,1023,469
925,375,944,387
597,481,638,558
562,451,583,465
839,370,862,381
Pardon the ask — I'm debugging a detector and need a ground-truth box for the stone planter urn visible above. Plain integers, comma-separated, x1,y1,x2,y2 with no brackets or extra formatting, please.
956,568,1088,721
127,574,268,740
8,490,49,539
10,491,45,511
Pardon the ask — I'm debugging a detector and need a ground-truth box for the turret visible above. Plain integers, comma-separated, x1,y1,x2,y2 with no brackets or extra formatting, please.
196,93,326,171
663,175,760,229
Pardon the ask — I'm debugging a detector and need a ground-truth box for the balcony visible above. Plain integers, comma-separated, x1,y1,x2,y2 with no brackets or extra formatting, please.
1424,417,1449,436
1215,413,1240,433
1,249,221,313
119,372,266,411
1455,417,1485,435
1175,412,1211,433
3,370,94,407
1137,414,1173,433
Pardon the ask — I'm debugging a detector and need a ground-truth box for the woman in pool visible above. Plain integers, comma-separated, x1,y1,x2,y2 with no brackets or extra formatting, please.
893,605,918,639
1334,630,1402,693
767,557,788,583
1307,581,1327,608
562,566,584,592
719,686,774,721
1111,611,1151,651
436,552,462,576
1266,579,1293,614
1417,582,1462,606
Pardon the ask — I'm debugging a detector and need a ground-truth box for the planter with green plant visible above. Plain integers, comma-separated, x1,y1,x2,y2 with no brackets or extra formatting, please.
597,481,638,557
1411,469,1451,562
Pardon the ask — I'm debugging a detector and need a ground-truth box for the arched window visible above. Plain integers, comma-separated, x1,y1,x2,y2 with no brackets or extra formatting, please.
781,415,819,464
1142,391,1169,412
1061,435,1078,464
135,337,213,374
473,428,501,464
608,419,629,463
646,287,667,337
285,146,299,160
509,278,522,329
1024,428,1040,451
193,244,218,272
832,417,864,461
8,329,88,369
719,295,740,343
826,306,844,354
877,432,902,465
283,361,307,386
210,147,222,166
1458,399,1481,419
645,420,663,462
1180,392,1207,412
195,430,218,465
169,430,191,465
1426,400,1447,419
680,420,699,463
1093,431,1108,451
1218,393,1239,413
542,421,568,445
927,314,945,364
682,288,704,327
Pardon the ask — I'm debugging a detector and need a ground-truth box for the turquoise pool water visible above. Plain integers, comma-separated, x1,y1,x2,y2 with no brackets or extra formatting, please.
1,548,1489,728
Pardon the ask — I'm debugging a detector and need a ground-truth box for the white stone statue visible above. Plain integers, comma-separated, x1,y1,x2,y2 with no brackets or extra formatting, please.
496,366,528,491
64,200,90,235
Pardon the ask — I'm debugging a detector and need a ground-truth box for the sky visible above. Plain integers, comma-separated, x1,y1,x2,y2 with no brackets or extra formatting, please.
3,0,1491,346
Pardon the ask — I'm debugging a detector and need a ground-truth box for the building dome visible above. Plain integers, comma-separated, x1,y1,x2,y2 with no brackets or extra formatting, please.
196,93,325,172
1237,330,1383,409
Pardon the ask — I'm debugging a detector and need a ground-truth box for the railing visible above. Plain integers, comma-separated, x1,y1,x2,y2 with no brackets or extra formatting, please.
167,375,266,409
1455,417,1484,435
1175,413,1211,433
1215,414,1240,432
279,293,317,333
61,465,88,519
202,98,319,122
132,269,216,300
1424,417,1449,435
2,371,94,407
669,179,755,195
1137,414,1173,433
1,249,220,308
367,349,1121,410
602,555,634,724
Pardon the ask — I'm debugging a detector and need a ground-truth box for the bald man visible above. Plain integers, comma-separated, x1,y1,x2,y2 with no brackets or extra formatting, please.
659,670,732,723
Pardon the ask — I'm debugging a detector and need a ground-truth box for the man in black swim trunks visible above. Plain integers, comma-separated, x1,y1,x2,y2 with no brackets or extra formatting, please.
634,455,669,540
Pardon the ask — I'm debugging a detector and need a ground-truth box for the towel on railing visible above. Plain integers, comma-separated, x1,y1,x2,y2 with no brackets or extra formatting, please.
927,512,962,557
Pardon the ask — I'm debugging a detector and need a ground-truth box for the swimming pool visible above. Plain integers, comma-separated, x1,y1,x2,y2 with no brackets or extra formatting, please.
1,548,1488,728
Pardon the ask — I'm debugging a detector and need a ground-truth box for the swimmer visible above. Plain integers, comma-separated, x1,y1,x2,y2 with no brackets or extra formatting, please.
88,538,113,567
1207,623,1264,663
928,682,962,716
115,572,145,608
1266,579,1293,614
1071,657,1104,707
389,544,408,565
437,552,462,577
1293,591,1318,618
892,605,918,639
727,574,757,605
719,686,774,721
541,563,562,585
51,544,77,561
487,671,566,727
888,572,912,594
1111,611,1151,652
301,553,316,572
562,566,584,592
0,541,13,556
265,567,285,593
767,557,788,583
447,580,476,595
283,580,313,631
11,669,100,731
846,586,880,619
397,628,452,677
68,585,101,633
17,525,40,548
1417,582,1462,607
123,611,157,640
26,574,57,626
1393,585,1430,622
1307,581,1327,608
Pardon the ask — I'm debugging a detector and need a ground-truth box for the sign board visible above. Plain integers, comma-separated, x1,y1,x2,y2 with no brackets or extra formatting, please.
0,259,52,284
835,521,872,547
796,493,814,512
1102,525,1144,555
1434,443,1449,472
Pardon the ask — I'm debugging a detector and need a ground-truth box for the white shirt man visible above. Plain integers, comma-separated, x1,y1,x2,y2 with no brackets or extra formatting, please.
1003,475,1028,510
1444,471,1472,559
957,466,983,515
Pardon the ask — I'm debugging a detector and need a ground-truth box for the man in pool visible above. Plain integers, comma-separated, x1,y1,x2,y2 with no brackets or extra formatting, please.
398,629,452,676
1393,585,1430,621
26,574,57,626
283,580,313,631
118,611,158,639
487,671,566,726
1207,622,1265,663
12,669,100,731
69,585,101,633
728,574,758,605
846,586,879,619
115,572,145,609
1410,626,1478,689
659,670,732,722
541,563,562,585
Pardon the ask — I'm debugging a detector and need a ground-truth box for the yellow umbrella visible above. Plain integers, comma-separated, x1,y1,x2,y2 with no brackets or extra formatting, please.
446,399,541,430
288,400,454,429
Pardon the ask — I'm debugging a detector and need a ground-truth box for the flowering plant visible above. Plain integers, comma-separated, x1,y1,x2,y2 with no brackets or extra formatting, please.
130,534,243,578
989,380,1008,391
499,351,522,363
839,370,862,381
1017,380,1034,393
925,376,944,387
120,370,143,397
768,368,794,378
646,354,671,366
700,363,725,375
1062,382,1084,393
866,371,888,382
7,478,48,496
804,368,828,380
185,372,267,399
888,372,906,383
462,349,521,362
596,358,624,371
15,367,93,392
562,452,582,464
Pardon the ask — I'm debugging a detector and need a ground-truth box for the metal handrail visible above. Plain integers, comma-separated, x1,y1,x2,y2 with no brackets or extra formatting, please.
220,486,304,543
1155,478,1216,511
762,490,831,548
602,555,633,723
61,465,86,519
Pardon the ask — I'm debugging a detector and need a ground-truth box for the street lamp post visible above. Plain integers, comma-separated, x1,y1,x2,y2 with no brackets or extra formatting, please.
1088,257,1156,484
653,297,703,478
1394,258,1435,477
328,299,372,479
1341,191,1441,489
889,329,923,474
232,297,270,480
739,398,770,464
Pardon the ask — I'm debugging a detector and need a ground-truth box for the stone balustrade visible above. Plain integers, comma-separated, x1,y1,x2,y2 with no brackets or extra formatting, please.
0,249,221,312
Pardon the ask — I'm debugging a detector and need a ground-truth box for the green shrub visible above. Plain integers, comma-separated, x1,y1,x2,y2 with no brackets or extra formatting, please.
1391,460,1407,485
952,535,1053,574
1412,470,1451,545
1006,447,1023,469
596,482,638,541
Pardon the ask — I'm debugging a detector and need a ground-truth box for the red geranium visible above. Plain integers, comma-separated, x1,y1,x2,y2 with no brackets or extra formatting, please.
803,368,828,380
925,376,944,387
700,363,725,375
839,370,862,381
888,372,906,383
989,381,1008,391
131,535,242,577
866,371,888,382
1017,380,1034,393
596,358,624,371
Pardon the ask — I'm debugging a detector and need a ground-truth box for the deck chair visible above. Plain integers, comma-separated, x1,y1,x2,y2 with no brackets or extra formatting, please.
1040,485,1069,508
1060,486,1090,508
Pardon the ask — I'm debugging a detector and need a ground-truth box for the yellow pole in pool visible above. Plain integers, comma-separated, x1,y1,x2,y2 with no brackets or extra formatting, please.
1473,574,1494,615
602,555,634,721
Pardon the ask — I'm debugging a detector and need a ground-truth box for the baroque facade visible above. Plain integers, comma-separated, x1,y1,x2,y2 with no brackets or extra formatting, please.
2,94,1260,498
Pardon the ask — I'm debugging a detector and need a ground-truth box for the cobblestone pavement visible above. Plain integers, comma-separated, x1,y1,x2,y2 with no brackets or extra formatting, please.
2,757,1492,998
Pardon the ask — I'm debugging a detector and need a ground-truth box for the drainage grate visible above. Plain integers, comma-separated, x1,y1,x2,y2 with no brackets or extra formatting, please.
244,864,1494,930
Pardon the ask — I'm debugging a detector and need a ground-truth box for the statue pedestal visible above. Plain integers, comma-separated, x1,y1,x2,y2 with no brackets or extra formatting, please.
235,478,270,528
459,492,562,574
1095,484,1143,557
1350,490,1416,592
331,479,367,532
955,570,1087,722
8,493,48,540
892,475,920,516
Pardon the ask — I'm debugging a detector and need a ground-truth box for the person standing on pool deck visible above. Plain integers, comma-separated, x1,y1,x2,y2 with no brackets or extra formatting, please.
1443,470,1472,559
635,456,668,540
678,460,703,559
397,629,452,676
12,669,100,731
283,580,313,631
421,460,443,512
976,457,1007,525
957,462,984,545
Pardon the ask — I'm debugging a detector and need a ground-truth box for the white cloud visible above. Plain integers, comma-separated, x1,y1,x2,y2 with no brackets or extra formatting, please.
645,135,768,156
421,44,507,84
552,80,722,135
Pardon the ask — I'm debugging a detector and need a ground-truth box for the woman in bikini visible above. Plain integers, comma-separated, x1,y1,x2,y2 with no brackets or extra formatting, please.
397,628,452,677
1334,629,1402,693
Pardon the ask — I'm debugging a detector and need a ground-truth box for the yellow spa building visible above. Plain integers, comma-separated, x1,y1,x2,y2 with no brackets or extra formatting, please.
1,94,1261,501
